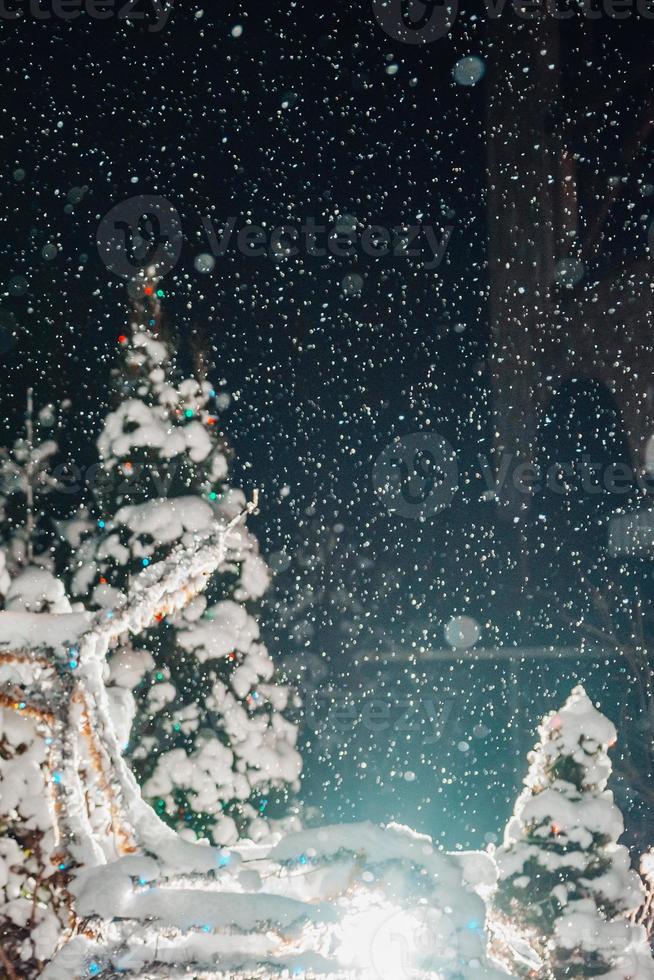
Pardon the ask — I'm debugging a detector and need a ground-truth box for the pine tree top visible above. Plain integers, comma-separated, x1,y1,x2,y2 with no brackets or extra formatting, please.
501,686,625,858
526,685,617,796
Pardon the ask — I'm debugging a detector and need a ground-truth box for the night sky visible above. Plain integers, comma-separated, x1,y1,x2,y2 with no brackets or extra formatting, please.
1,4,653,846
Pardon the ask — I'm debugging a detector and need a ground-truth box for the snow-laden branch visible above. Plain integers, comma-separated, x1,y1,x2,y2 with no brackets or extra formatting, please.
83,496,259,661
73,502,262,859
41,821,506,980
0,501,260,873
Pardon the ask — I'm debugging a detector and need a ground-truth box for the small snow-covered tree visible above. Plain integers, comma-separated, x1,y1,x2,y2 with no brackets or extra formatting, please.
0,707,72,975
0,389,74,619
492,685,654,980
0,394,77,972
0,391,68,590
71,279,301,845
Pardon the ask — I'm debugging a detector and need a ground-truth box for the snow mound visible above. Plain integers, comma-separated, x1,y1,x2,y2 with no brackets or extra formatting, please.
44,821,511,980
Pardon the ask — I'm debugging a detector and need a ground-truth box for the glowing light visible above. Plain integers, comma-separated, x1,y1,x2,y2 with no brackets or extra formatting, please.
52,771,62,784
142,558,150,567
118,334,127,344
97,519,105,528
337,895,451,979
144,285,153,296
185,409,194,418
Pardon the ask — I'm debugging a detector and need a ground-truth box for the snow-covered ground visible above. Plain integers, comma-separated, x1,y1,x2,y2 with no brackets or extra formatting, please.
1,519,652,980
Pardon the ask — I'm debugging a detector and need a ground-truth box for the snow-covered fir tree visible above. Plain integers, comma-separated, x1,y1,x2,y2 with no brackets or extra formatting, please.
0,706,72,974
0,393,76,972
68,278,301,845
491,685,654,980
0,389,72,612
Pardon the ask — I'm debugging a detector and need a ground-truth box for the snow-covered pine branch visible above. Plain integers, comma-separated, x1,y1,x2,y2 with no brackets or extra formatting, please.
0,505,260,971
83,498,258,657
